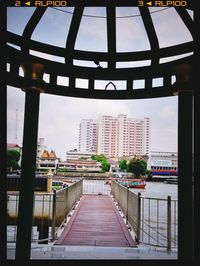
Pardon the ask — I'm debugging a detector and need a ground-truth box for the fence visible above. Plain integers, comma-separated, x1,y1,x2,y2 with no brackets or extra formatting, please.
7,179,83,243
82,179,111,195
7,192,54,243
7,174,48,192
111,180,178,250
140,196,178,250
111,180,140,238
52,179,83,240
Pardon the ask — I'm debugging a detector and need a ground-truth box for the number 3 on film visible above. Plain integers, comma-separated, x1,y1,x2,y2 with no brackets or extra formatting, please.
138,1,144,6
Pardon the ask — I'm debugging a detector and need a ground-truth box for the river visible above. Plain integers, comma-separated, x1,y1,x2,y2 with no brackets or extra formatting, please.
82,179,177,200
130,181,177,200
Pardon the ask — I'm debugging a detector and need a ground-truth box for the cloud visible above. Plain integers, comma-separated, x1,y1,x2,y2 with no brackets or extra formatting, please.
159,105,177,119
152,127,177,152
116,16,150,52
150,7,193,47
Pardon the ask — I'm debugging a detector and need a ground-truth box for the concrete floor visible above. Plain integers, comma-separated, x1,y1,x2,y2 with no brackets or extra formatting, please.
7,243,177,260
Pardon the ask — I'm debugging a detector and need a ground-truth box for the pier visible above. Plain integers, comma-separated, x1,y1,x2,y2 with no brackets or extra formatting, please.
55,194,136,247
7,178,179,259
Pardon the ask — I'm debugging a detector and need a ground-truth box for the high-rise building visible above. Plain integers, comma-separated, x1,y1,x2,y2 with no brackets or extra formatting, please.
98,114,151,157
79,114,151,158
79,119,98,153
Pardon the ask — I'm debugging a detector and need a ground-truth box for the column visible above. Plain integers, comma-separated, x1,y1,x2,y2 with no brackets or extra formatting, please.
194,84,200,261
15,63,45,260
173,64,194,260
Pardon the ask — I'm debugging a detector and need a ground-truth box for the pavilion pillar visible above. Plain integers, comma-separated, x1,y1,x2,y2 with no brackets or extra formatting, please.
194,84,200,261
15,63,45,260
173,64,194,260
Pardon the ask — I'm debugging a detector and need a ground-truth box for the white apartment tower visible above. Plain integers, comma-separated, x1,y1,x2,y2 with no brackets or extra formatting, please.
79,114,151,158
97,114,151,157
97,115,118,157
79,119,98,153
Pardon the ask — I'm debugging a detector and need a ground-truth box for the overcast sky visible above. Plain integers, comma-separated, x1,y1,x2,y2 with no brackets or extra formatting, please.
7,7,193,160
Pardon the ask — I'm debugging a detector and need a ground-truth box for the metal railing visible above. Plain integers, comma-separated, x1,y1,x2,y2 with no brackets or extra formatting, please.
51,179,83,240
7,179,83,243
7,192,54,243
82,179,111,195
7,174,48,192
111,180,178,250
140,195,177,250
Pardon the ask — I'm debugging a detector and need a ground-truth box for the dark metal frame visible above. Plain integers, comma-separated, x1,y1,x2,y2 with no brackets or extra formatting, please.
6,6,194,99
5,2,199,261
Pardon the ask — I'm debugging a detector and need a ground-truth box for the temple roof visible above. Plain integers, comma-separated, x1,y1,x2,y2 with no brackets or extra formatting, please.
41,150,50,159
49,150,57,159
7,143,20,148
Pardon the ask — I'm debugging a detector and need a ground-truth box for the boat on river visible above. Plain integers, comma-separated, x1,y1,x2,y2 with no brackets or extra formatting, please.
117,178,146,188
164,177,178,184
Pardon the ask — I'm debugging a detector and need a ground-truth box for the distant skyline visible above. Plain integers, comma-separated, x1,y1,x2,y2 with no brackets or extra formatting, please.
6,7,193,160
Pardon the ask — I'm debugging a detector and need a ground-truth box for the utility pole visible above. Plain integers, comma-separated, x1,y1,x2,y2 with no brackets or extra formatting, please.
15,107,18,144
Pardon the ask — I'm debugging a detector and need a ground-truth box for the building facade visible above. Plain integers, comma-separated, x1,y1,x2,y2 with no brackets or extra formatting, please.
58,159,101,172
150,151,178,176
79,114,151,158
96,114,151,158
79,119,98,153
66,149,95,161
37,150,58,172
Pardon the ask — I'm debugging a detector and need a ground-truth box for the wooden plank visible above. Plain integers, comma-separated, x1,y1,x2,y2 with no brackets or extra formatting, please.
55,195,137,247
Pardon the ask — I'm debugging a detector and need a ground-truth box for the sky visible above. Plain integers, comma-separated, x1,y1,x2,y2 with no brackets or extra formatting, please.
6,6,193,160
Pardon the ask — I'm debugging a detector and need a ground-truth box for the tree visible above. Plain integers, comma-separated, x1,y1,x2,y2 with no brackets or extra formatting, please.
91,154,110,172
127,157,147,177
119,159,128,172
91,154,107,161
101,160,110,172
7,149,20,171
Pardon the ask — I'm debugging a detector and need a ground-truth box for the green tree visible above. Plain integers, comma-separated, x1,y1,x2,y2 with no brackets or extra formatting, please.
7,149,20,171
119,159,128,172
91,154,107,161
101,160,110,172
91,154,110,172
127,157,147,177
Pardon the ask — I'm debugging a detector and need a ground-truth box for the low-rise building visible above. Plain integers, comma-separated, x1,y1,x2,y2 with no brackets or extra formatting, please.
150,151,178,176
58,159,101,172
37,150,58,172
66,149,96,161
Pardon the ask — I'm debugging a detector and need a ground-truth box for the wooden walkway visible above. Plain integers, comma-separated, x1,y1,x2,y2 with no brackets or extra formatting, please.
55,195,137,247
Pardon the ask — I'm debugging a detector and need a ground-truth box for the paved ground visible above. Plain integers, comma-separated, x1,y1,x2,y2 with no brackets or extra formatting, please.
7,243,177,260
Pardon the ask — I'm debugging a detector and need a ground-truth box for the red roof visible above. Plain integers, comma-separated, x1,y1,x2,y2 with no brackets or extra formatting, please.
7,143,20,148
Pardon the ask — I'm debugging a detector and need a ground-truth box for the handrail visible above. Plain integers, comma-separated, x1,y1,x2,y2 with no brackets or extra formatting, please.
111,180,178,250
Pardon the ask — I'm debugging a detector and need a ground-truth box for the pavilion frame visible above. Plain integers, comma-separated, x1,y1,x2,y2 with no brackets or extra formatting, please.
6,1,198,261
